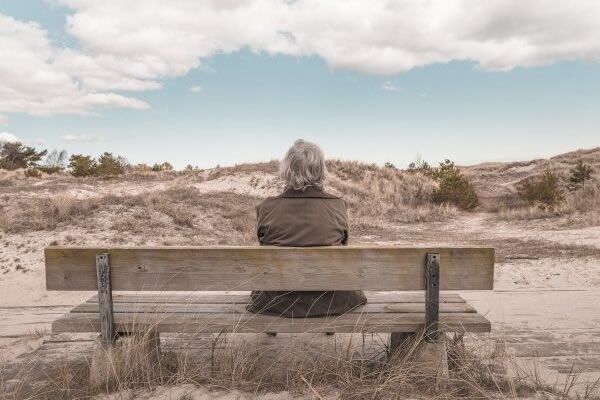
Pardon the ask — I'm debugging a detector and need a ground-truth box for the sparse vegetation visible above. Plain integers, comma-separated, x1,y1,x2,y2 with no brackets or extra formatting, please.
2,326,593,400
430,159,478,210
407,155,431,174
327,159,457,227
2,150,600,399
518,170,564,209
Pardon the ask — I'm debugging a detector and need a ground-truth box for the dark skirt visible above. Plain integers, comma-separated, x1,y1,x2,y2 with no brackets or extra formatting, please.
246,290,367,318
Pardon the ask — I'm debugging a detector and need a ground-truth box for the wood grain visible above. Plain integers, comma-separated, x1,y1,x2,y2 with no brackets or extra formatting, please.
45,246,494,291
425,253,440,342
96,253,115,346
53,312,491,334
86,292,468,304
72,301,476,314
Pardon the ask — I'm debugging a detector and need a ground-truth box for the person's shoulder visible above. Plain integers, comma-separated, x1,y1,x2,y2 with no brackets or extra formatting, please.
319,190,342,199
256,195,282,213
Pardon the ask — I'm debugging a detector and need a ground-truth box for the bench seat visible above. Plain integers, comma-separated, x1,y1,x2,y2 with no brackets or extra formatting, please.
53,292,491,334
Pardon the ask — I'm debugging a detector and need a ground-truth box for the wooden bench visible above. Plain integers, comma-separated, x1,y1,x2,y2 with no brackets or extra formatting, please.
45,246,494,353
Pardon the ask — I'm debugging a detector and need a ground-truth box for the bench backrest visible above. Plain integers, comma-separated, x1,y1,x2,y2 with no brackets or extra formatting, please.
45,246,494,291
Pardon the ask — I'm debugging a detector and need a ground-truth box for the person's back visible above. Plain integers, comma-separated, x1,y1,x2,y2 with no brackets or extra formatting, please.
246,140,366,318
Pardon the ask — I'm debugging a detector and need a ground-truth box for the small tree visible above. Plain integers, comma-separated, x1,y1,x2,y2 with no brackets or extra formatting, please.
569,160,593,187
431,159,478,210
518,170,564,208
384,162,397,169
151,162,174,172
69,154,97,177
0,142,47,170
96,152,125,177
160,162,173,171
407,155,431,174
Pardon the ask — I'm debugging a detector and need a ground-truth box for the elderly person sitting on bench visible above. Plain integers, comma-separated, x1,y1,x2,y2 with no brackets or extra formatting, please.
247,139,367,319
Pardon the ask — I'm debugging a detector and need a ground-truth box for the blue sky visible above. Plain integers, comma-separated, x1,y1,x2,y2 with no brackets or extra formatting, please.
1,1,599,168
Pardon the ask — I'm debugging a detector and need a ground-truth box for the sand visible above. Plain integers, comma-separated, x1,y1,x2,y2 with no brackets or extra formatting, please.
1,168,600,397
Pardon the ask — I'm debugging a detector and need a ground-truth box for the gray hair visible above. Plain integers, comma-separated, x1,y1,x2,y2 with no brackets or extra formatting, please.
280,139,327,191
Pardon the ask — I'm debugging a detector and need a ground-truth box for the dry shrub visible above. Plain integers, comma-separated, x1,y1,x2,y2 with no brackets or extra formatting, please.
517,170,564,208
327,160,457,227
0,194,100,233
0,186,258,244
4,327,593,400
430,160,479,210
498,182,600,225
206,161,279,181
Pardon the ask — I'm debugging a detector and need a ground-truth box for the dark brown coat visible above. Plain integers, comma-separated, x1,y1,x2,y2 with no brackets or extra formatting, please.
246,187,367,317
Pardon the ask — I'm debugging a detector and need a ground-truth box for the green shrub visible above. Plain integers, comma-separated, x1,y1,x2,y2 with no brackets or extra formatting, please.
151,162,174,172
407,155,432,175
24,168,42,178
569,160,593,187
69,154,97,177
37,166,63,174
430,159,478,210
518,170,564,208
0,142,47,170
96,152,125,177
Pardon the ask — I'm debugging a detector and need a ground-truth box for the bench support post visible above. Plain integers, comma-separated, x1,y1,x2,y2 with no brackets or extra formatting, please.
425,252,440,343
96,253,115,347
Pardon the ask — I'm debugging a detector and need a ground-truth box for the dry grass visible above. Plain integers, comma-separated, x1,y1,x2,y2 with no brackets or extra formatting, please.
0,160,460,239
327,160,457,228
0,187,259,244
497,183,600,226
3,325,598,400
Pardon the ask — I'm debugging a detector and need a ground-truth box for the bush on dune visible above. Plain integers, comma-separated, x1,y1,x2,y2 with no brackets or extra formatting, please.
517,170,564,209
327,160,457,225
96,152,126,177
429,160,478,210
68,152,126,177
69,154,98,177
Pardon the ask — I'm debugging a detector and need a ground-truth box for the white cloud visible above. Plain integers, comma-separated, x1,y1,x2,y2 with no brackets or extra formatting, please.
0,15,150,118
0,132,20,143
0,132,46,145
189,85,202,93
382,81,400,92
2,1,600,117
63,133,101,142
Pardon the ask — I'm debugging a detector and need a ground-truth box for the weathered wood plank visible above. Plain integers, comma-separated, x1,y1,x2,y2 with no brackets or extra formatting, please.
53,312,491,334
96,253,115,346
45,246,494,291
71,301,476,314
425,253,440,342
86,292,468,304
